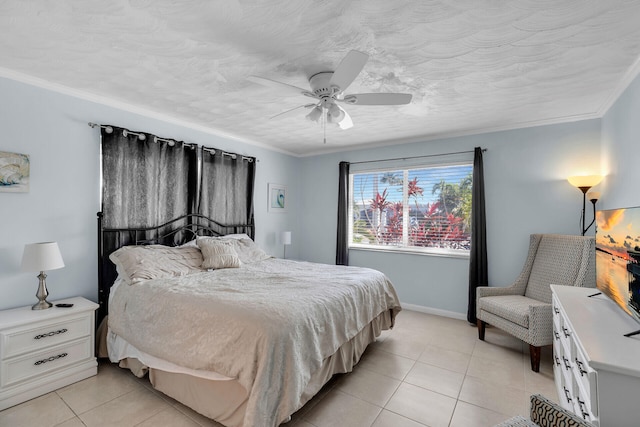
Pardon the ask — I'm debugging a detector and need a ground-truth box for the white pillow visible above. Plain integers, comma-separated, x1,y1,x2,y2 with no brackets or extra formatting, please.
232,238,272,264
109,245,204,284
222,233,252,240
197,238,241,269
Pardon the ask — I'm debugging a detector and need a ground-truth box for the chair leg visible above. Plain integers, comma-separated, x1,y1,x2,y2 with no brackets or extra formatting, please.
477,319,486,341
529,344,541,372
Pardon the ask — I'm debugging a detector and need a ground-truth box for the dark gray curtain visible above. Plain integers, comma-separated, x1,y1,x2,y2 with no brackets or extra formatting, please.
100,127,198,317
199,148,256,239
467,147,488,324
101,127,198,229
336,161,350,265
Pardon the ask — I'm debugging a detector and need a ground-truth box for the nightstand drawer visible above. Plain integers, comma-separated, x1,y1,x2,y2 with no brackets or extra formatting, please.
1,314,92,359
1,337,93,388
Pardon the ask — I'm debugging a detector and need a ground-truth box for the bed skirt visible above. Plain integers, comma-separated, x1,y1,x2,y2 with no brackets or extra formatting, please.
98,309,393,427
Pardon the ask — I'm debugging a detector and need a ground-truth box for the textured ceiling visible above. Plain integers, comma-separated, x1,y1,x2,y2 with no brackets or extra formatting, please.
1,1,640,156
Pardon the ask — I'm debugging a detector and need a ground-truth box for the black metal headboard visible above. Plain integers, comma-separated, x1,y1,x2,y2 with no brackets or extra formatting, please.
97,212,254,325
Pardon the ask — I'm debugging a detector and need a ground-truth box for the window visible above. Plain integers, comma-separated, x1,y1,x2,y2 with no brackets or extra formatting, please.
349,162,473,256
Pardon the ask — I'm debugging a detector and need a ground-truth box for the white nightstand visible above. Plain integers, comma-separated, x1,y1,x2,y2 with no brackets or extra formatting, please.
0,297,99,410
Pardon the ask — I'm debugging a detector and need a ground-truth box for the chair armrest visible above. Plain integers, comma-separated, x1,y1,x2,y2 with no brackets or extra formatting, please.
530,394,593,427
528,304,553,347
476,286,524,319
477,285,522,299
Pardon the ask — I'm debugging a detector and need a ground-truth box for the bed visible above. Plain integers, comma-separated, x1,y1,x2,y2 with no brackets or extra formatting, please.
97,213,402,427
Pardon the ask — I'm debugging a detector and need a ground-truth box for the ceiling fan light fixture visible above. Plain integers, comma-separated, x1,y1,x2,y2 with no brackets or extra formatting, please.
306,106,322,122
327,103,345,123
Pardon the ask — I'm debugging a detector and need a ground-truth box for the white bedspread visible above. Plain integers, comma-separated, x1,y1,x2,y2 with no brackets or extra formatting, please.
108,258,401,427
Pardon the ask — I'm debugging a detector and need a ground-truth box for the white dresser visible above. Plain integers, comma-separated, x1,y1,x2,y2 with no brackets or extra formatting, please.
0,297,99,410
551,285,640,427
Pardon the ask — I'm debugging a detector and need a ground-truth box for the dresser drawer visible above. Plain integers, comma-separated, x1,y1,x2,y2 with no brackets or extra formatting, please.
1,337,93,388
1,314,92,359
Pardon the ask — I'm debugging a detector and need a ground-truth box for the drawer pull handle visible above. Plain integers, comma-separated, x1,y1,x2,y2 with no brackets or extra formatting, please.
575,359,588,376
562,327,571,338
34,352,68,366
563,387,572,403
577,400,590,421
562,356,571,370
577,398,586,409
554,307,559,314
554,355,560,366
554,331,560,340
34,328,68,340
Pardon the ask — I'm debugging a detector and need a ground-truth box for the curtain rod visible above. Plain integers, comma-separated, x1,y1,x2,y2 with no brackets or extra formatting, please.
202,147,255,163
348,148,486,166
88,122,192,148
88,122,257,162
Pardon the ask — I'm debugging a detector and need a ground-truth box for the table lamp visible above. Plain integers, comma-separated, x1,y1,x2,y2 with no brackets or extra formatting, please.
280,231,292,259
21,242,65,310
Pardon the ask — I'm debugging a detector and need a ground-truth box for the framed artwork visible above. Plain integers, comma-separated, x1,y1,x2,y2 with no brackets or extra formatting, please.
0,151,30,193
268,183,287,212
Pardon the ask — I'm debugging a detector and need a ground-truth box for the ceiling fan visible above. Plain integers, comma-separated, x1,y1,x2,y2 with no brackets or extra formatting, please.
247,50,412,138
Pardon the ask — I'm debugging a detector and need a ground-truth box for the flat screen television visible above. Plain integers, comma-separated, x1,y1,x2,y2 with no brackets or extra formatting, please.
595,206,640,323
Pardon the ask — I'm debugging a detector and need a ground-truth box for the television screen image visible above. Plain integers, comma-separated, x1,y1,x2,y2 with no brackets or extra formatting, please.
595,206,640,322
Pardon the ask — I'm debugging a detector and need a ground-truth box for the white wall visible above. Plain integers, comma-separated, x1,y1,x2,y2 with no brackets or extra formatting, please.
298,120,602,316
0,77,301,310
601,73,640,210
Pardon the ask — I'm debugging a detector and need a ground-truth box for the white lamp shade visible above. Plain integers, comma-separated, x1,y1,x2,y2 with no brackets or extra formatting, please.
280,231,292,246
21,242,65,272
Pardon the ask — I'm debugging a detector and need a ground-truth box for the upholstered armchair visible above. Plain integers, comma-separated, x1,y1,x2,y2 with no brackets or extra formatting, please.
477,234,595,372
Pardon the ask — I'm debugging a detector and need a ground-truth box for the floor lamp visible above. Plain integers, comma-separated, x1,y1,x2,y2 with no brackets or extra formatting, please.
567,175,603,235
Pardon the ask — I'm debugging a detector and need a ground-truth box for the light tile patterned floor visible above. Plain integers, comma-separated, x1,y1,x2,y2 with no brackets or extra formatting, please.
0,310,558,427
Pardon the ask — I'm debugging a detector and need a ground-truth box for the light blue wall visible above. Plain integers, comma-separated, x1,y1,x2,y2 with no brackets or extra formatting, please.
601,73,640,210
0,77,300,310
3,70,630,317
298,120,602,315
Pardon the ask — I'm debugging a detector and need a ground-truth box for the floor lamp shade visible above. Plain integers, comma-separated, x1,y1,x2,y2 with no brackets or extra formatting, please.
280,231,292,246
280,231,291,259
21,242,65,310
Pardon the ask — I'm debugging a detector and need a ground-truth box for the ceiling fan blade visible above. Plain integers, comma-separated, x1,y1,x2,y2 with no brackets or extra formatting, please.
247,75,315,97
329,50,369,92
337,105,353,130
270,103,316,120
341,93,412,105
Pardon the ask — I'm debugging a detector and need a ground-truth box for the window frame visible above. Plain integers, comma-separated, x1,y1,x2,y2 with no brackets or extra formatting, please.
347,160,473,258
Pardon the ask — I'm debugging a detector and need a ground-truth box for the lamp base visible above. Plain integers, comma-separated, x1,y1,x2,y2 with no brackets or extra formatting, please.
32,299,53,310
32,271,53,310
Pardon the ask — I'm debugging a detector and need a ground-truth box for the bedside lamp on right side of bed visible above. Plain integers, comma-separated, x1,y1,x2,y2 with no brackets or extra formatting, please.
279,231,292,259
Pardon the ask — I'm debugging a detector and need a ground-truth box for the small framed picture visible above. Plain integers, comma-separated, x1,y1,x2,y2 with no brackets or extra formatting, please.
268,183,287,213
0,151,30,193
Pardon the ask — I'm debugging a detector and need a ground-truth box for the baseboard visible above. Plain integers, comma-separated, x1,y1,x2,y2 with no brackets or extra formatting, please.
400,302,467,321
